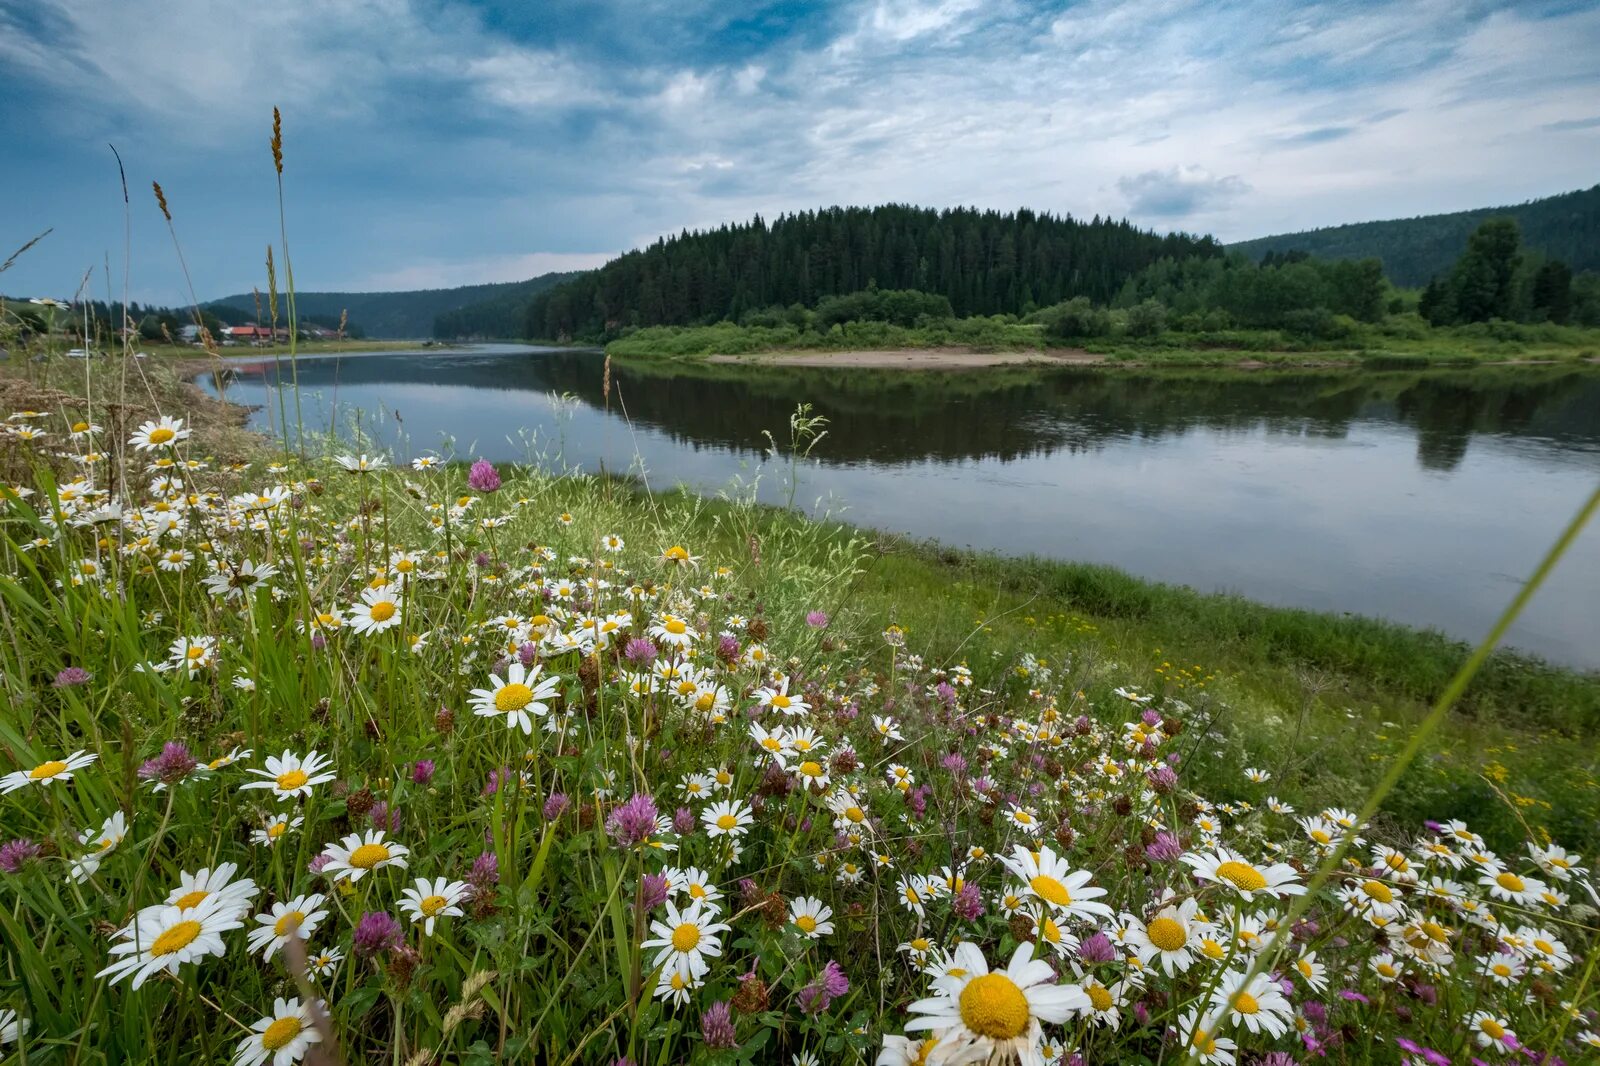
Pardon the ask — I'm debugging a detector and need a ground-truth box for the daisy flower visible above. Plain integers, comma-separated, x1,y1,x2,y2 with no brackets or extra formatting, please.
1004,806,1041,835
1178,1010,1237,1066
333,454,387,473
999,844,1113,921
233,997,323,1066
654,967,702,1008
168,635,218,675
252,814,304,847
703,799,753,838
1479,867,1547,906
641,899,730,980
71,810,129,881
320,830,410,882
0,1008,29,1045
668,866,724,908
398,877,469,936
896,875,931,918
1127,896,1204,976
306,948,343,978
1209,969,1294,1038
247,894,330,960
649,614,697,649
239,751,337,802
1467,1010,1516,1052
1292,950,1329,992
789,896,835,938
469,661,561,735
347,584,403,636
129,415,190,451
872,715,904,744
755,676,809,716
98,894,242,989
164,862,259,922
903,941,1088,1066
1,749,97,793
1182,847,1305,901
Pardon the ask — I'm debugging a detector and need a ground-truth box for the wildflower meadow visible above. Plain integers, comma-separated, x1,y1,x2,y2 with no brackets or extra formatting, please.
0,386,1597,1066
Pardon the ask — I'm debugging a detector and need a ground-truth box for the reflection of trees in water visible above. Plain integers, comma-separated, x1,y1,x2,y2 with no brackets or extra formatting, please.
222,353,1600,470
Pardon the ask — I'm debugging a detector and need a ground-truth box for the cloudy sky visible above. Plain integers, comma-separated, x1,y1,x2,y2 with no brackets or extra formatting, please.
2,0,1597,304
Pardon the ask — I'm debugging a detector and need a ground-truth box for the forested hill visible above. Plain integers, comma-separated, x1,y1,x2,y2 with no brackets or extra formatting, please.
207,273,580,339
1229,185,1600,287
526,205,1220,340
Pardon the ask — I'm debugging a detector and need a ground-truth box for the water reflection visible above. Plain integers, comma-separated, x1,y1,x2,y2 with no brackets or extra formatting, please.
203,346,1600,668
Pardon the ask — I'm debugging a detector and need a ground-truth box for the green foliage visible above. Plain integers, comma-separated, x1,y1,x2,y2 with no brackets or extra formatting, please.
1229,183,1600,286
812,288,953,328
527,205,1220,340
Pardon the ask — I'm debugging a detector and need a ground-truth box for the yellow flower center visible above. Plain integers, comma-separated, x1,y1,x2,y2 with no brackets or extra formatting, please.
349,843,390,869
1030,875,1073,907
1361,879,1394,903
1311,829,1332,845
187,646,207,660
267,822,287,839
174,890,210,910
798,761,823,778
1496,872,1525,892
1215,860,1267,892
1232,991,1260,1015
761,737,782,751
1087,984,1113,1012
29,760,68,780
688,884,707,899
1297,959,1314,977
845,806,865,823
771,694,791,710
1421,921,1449,943
958,973,1031,1040
665,619,686,635
276,769,310,791
495,683,534,712
1534,939,1556,955
1480,1019,1507,1040
151,920,202,956
671,922,701,952
695,693,715,711
796,915,818,933
275,910,306,936
419,894,449,917
716,814,737,830
368,601,397,622
1492,963,1511,976
147,427,176,445
1147,917,1188,952
72,421,89,432
261,1015,302,1051
1377,961,1398,977
1200,938,1226,960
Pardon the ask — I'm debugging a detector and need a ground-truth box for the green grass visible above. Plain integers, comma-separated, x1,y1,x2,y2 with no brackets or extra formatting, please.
1,359,1598,1066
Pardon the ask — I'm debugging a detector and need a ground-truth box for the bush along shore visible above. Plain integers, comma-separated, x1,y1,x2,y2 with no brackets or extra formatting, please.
1,374,1598,1066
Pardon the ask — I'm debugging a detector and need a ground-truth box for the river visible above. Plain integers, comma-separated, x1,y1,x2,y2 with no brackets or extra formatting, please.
200,344,1600,670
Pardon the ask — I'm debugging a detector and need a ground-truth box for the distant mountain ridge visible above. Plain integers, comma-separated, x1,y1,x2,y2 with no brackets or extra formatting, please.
207,273,581,339
1228,185,1600,287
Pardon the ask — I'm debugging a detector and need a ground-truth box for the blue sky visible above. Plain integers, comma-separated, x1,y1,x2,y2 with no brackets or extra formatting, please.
2,0,1597,304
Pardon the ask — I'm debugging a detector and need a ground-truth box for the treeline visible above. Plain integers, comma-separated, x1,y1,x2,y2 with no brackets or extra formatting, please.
430,271,583,339
1417,219,1595,326
525,205,1219,340
5,298,361,342
1229,184,1600,286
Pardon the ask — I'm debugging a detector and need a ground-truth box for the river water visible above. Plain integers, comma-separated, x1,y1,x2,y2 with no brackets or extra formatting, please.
201,344,1600,669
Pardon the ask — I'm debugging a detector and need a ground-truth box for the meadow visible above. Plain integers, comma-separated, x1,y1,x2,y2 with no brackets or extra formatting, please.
0,344,1597,1066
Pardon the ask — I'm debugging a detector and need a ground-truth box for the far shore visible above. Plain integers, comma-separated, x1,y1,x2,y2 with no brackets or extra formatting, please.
693,346,1600,371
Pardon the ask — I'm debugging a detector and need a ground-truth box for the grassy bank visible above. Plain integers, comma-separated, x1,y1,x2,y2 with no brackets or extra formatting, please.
2,356,1598,1065
604,317,1600,368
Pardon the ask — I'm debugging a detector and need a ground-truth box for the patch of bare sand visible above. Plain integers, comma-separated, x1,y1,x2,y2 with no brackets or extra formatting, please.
704,347,1104,369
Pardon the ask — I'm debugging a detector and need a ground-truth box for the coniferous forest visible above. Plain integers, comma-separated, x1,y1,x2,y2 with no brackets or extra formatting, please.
523,205,1220,340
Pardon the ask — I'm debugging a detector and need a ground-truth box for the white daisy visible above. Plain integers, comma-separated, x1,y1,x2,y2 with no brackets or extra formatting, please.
129,415,190,451
999,844,1114,922
246,894,330,960
0,749,97,793
233,997,323,1066
1182,847,1305,901
789,896,835,938
398,877,469,936
347,584,403,636
98,894,242,989
903,941,1088,1066
239,751,337,802
163,862,259,922
641,899,730,980
320,830,410,882
469,661,561,735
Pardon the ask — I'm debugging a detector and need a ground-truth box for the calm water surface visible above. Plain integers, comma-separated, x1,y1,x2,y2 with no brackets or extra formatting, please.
203,344,1600,669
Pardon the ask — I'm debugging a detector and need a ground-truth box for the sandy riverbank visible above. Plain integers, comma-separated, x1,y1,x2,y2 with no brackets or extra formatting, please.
704,347,1105,369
